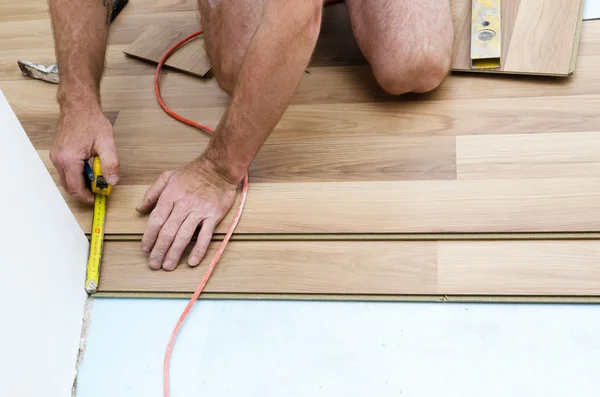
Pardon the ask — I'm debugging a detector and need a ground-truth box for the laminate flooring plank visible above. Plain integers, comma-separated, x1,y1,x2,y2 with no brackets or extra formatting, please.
438,241,600,295
115,135,455,184
503,0,584,75
578,20,600,56
38,134,455,185
100,239,600,296
124,26,212,78
99,241,438,294
457,132,600,179
64,178,600,235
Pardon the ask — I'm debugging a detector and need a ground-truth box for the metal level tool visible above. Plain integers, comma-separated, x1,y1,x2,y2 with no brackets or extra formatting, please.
471,0,502,69
85,156,112,294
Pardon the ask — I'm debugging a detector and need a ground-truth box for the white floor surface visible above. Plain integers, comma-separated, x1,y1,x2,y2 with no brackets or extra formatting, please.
77,298,600,397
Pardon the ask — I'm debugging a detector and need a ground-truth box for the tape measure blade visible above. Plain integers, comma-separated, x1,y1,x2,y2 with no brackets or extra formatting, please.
85,194,107,293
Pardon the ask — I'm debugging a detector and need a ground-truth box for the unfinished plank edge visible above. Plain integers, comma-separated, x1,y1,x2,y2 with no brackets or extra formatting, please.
93,292,600,304
96,232,600,241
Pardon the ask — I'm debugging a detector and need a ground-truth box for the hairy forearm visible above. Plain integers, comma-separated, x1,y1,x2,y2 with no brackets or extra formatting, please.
49,0,112,109
203,0,322,183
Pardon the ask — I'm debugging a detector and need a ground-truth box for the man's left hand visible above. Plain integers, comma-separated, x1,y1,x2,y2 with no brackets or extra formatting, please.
136,157,239,271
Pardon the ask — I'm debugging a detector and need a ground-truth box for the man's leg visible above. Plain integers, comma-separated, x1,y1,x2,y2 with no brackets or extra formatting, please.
345,0,454,94
198,0,265,94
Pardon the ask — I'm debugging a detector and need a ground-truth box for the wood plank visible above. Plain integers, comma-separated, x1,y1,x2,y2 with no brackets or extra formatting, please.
100,239,600,296
99,240,437,293
124,25,212,78
38,135,456,185
452,0,585,75
457,131,600,179
438,241,600,295
504,0,584,75
64,178,600,235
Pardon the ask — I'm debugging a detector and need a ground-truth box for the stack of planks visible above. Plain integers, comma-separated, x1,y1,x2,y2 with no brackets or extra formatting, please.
3,0,600,299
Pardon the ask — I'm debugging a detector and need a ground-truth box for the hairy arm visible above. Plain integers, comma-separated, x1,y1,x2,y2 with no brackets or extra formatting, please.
138,0,323,270
49,0,112,108
48,0,120,202
202,0,323,183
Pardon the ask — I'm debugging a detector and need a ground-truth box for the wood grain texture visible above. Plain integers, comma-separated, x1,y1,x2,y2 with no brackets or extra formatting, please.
64,178,600,235
124,25,212,78
452,0,585,75
503,0,584,75
114,134,456,184
38,136,455,185
457,132,600,179
100,240,600,296
438,241,600,295
99,241,437,293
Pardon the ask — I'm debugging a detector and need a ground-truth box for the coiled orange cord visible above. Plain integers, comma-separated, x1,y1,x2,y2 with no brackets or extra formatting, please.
154,30,250,397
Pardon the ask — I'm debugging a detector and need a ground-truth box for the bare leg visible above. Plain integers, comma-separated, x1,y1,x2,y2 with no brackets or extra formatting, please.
345,0,454,94
198,0,265,94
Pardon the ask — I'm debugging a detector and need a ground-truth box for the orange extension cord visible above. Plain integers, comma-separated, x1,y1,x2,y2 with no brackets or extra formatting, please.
154,30,250,397
155,2,341,395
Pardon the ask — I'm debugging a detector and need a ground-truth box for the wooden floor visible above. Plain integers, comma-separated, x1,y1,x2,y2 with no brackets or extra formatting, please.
3,0,600,298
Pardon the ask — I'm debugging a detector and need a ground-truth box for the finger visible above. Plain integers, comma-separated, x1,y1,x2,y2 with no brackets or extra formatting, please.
141,198,174,256
149,210,188,270
136,171,172,214
64,158,94,204
162,212,203,271
188,219,217,267
95,138,121,185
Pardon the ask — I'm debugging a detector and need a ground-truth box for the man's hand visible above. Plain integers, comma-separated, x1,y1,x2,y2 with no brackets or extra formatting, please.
136,157,239,271
50,107,120,204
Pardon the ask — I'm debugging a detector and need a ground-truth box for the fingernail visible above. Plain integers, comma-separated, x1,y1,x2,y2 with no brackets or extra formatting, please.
189,256,200,266
136,202,142,211
107,174,119,185
141,245,150,253
149,260,160,269
163,261,174,271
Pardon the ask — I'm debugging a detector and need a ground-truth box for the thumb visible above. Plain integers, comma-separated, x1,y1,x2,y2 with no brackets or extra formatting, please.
94,137,121,185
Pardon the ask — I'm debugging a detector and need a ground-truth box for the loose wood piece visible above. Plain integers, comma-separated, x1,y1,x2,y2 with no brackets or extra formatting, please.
438,240,600,295
452,0,585,75
457,131,600,179
99,241,437,293
64,178,600,235
124,25,212,78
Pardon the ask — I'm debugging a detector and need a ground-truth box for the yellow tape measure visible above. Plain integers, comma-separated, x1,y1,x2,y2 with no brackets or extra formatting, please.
85,156,112,294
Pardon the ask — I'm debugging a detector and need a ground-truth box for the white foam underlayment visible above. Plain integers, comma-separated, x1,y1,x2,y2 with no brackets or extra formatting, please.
78,299,600,397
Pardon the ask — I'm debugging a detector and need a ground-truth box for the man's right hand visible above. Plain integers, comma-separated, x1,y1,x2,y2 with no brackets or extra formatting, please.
50,105,120,204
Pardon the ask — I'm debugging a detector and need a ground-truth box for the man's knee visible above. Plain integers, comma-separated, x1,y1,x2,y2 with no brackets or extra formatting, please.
214,60,239,95
371,47,452,95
